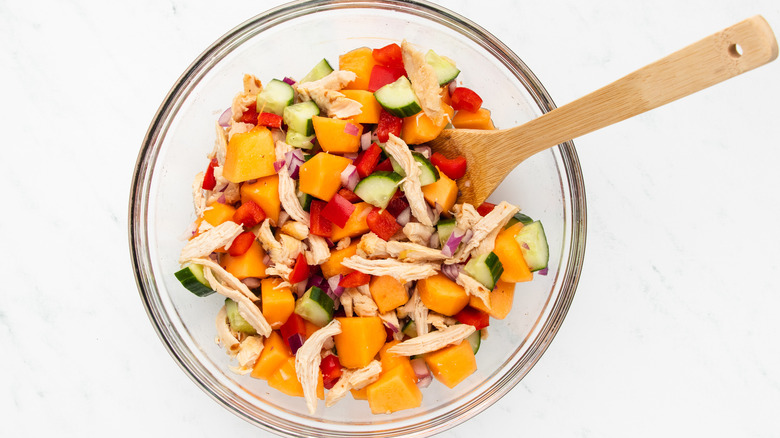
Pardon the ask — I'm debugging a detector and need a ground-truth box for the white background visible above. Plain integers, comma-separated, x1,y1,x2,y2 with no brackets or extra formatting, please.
2,0,779,436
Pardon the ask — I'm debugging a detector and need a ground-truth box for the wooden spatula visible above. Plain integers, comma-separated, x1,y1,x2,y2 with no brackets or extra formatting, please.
428,15,778,206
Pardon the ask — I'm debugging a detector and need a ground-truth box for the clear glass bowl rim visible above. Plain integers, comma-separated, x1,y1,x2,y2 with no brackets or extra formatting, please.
128,0,587,436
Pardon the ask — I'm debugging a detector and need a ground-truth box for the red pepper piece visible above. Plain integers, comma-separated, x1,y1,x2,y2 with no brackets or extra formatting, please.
450,87,484,112
376,109,402,142
454,306,490,330
280,314,307,348
337,188,362,203
227,231,256,257
372,43,404,69
385,192,409,217
232,200,267,228
353,143,383,178
320,193,356,228
202,158,218,190
430,152,467,180
476,202,496,216
367,207,401,241
374,158,394,173
339,271,371,288
288,252,310,285
257,111,283,129
309,200,333,237
320,354,343,390
384,324,395,343
240,101,259,125
368,65,406,92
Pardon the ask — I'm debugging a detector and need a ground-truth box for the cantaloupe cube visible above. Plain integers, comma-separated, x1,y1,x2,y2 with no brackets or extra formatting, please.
222,126,277,183
366,362,423,414
469,280,515,320
493,223,533,283
329,202,372,241
400,103,454,145
369,275,409,314
451,107,495,130
202,203,236,227
267,356,324,399
251,331,291,380
320,240,358,278
421,167,458,213
379,341,415,381
312,116,363,154
343,89,382,124
261,278,295,329
299,152,352,202
350,386,369,400
221,240,267,280
240,175,280,224
339,47,378,91
424,339,476,388
417,273,469,316
333,316,386,369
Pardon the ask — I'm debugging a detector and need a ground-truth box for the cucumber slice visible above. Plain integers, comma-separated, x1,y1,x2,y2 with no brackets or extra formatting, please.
413,152,439,186
389,155,404,176
286,129,315,149
294,286,334,327
353,171,403,209
464,252,503,290
299,58,334,84
514,221,549,271
256,79,295,116
425,50,460,85
466,329,481,354
374,76,422,118
283,101,320,136
505,212,534,229
297,189,313,212
402,319,417,338
224,298,257,335
174,264,215,297
436,218,456,248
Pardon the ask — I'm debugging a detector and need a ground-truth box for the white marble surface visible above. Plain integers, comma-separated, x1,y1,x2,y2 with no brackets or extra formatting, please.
2,0,779,436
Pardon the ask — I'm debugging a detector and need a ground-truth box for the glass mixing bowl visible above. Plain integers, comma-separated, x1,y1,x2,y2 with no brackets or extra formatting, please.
129,0,586,436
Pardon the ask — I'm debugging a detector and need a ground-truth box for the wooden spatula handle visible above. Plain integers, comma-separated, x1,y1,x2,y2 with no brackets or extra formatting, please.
508,15,778,157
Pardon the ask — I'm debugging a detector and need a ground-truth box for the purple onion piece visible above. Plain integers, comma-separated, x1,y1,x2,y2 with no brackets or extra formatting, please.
293,280,307,296
361,132,372,150
340,164,359,191
273,160,285,173
241,277,263,289
462,229,474,245
416,374,433,388
327,275,345,298
307,274,326,290
216,194,226,204
538,267,549,276
343,152,359,161
262,254,271,266
344,122,360,136
218,107,232,127
410,358,431,386
441,229,465,257
413,145,431,159
441,263,463,281
448,80,457,96
521,242,530,250
288,333,305,355
396,207,411,227
282,77,296,85
429,231,440,249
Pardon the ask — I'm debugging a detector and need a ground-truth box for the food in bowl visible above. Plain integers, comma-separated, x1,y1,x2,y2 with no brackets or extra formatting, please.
173,40,549,415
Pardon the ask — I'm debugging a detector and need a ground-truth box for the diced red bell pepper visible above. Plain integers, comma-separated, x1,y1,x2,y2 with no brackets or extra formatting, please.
374,158,394,173
368,65,406,92
240,101,259,125
385,191,409,217
309,200,333,237
372,43,404,70
353,143,383,178
289,252,310,285
384,324,395,342
227,231,256,257
232,200,267,228
257,111,283,129
280,313,307,348
320,354,343,390
367,207,401,241
450,87,483,112
454,306,490,330
339,271,371,288
320,193,356,228
337,188,362,203
376,109,402,142
430,152,467,180
202,158,218,191
476,202,496,216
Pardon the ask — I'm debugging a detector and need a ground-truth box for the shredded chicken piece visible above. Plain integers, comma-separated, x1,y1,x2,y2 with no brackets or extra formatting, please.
341,255,438,282
236,335,264,369
456,272,491,310
325,360,382,407
266,264,292,284
474,225,501,256
453,203,481,232
353,293,379,317
481,328,489,340
305,235,330,265
427,312,457,331
294,71,362,118
388,324,476,356
447,201,519,263
379,311,404,341
228,121,254,139
215,305,240,354
385,134,433,226
357,232,446,263
295,319,342,414
275,141,310,225
256,219,300,267
280,221,309,241
197,219,214,235
179,221,243,263
403,222,435,246
193,257,258,300
231,92,256,122
398,287,429,336
211,121,228,165
192,172,207,217
243,73,262,95
401,40,445,125
335,237,351,251
200,265,271,337
340,288,357,317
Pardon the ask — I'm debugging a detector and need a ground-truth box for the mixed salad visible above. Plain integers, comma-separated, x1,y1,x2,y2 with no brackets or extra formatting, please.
175,41,549,415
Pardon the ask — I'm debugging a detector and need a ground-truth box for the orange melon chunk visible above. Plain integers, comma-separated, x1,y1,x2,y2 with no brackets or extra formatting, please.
339,47,378,91
400,103,454,145
312,116,363,154
261,278,295,329
222,126,277,183
343,89,382,124
369,275,409,314
329,202,372,241
451,107,496,130
240,175,280,224
350,386,369,400
333,316,386,369
493,222,533,283
299,152,352,202
251,331,291,380
424,339,476,388
421,167,458,213
469,279,515,320
202,203,236,227
320,240,358,278
267,356,324,399
221,240,267,280
417,273,469,316
366,361,423,414
379,340,415,380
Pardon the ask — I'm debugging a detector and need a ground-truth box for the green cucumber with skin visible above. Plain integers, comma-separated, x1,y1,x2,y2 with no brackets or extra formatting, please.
353,171,403,209
466,329,481,354
294,286,334,327
283,100,320,136
225,298,257,335
174,264,215,297
425,49,460,85
504,212,534,229
464,252,503,290
514,221,549,271
256,79,295,116
374,76,422,118
437,218,457,248
300,58,334,83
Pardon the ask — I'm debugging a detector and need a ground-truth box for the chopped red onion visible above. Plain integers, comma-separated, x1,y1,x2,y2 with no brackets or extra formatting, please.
216,194,226,204
277,211,290,226
273,160,285,173
360,132,372,150
448,80,457,96
370,130,380,143
340,164,359,191
521,242,530,250
285,149,305,179
307,275,326,290
241,277,263,289
462,229,474,245
208,253,219,262
538,267,549,276
288,333,305,355
383,319,400,333
441,263,463,281
293,280,307,296
271,128,286,143
218,107,232,127
327,275,345,298
396,206,411,227
343,152,359,161
441,229,466,257
282,77,296,85
413,146,431,159
411,358,432,388
429,232,440,249
262,254,271,266
344,122,360,136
